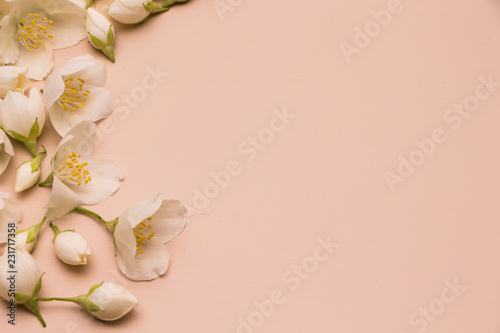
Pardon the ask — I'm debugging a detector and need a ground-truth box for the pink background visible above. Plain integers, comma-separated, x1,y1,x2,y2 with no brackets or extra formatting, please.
2,0,500,332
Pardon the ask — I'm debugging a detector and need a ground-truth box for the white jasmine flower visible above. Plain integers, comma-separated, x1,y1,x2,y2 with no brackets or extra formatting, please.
86,8,115,62
0,0,87,79
44,120,123,220
0,65,31,98
43,55,114,137
50,223,92,265
114,194,187,281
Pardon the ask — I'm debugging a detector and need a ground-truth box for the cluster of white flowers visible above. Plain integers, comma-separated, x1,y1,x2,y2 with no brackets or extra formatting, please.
0,0,189,327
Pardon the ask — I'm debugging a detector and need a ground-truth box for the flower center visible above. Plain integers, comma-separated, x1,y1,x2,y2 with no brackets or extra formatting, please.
57,77,90,112
134,218,155,255
16,13,53,51
57,151,92,186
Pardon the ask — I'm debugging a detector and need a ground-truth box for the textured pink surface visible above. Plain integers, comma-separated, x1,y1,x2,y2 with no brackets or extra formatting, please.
2,0,500,332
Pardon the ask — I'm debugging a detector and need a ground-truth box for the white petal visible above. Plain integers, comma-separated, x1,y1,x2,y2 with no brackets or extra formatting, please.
114,216,137,260
0,129,14,176
47,2,87,50
117,239,170,281
68,158,123,205
0,66,30,98
52,121,96,168
0,192,21,243
16,45,54,80
0,91,32,137
44,176,83,221
59,55,106,86
43,67,65,109
107,0,150,24
0,15,20,64
151,200,188,243
28,88,46,134
120,194,162,228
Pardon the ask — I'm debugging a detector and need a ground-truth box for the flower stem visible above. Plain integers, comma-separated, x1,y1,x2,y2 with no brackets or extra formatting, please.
72,207,117,231
37,296,82,303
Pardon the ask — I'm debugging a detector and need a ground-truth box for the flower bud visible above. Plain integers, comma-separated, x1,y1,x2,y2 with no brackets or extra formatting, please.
0,66,31,98
14,150,46,192
86,8,116,62
105,0,150,24
51,223,91,265
0,246,41,304
86,282,139,321
15,162,40,192
0,89,45,157
16,230,34,252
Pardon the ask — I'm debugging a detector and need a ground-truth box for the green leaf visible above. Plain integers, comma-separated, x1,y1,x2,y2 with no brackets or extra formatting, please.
86,0,94,9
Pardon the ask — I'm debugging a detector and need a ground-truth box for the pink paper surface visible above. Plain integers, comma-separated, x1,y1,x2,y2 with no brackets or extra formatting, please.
2,0,500,332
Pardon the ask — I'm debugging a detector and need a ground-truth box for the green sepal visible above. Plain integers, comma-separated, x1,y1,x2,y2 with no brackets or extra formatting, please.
8,130,28,142
33,273,44,296
144,1,169,13
85,299,103,313
162,0,189,7
39,172,54,187
107,25,115,44
102,45,115,63
87,282,104,296
30,148,46,173
88,32,106,49
28,118,40,139
24,299,46,327
14,292,32,304
50,223,75,243
25,230,36,244
86,0,94,9
24,138,37,157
